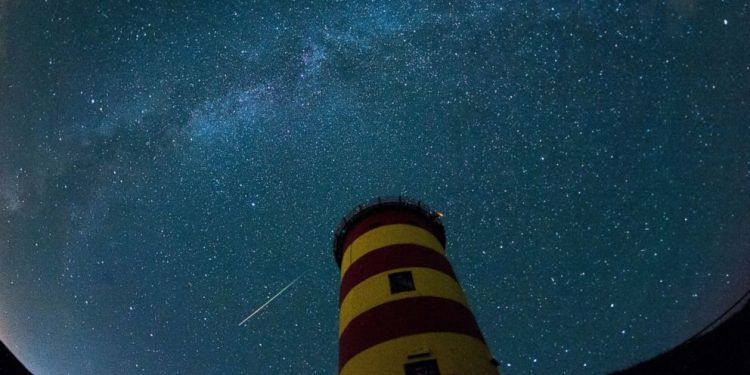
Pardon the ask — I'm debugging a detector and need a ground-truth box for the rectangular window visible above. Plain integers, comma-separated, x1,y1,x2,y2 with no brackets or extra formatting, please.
404,359,440,375
389,271,415,294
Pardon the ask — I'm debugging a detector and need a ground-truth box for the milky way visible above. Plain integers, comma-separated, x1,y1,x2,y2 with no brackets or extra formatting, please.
1,1,749,374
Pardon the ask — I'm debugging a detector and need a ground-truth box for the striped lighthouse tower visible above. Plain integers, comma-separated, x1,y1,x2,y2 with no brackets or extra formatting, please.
333,197,500,375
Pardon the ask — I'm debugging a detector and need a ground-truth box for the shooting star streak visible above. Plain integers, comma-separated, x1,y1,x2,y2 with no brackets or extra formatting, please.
238,272,306,326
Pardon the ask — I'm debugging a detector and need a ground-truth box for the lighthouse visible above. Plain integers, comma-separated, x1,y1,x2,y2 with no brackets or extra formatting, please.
333,197,500,375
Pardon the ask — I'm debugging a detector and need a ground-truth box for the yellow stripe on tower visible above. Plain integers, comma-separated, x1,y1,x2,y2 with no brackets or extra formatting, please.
340,332,496,375
339,267,469,335
340,224,444,277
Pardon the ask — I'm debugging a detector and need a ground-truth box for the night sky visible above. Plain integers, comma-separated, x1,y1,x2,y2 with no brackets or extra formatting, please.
1,1,749,374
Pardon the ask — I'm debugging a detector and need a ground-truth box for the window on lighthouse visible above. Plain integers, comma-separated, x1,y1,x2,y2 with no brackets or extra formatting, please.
388,271,415,294
404,359,440,375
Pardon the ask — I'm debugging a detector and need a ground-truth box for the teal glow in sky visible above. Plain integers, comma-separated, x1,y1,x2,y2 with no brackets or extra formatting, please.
1,1,749,374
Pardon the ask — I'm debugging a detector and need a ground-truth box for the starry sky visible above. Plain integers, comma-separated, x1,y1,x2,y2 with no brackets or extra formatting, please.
1,1,749,374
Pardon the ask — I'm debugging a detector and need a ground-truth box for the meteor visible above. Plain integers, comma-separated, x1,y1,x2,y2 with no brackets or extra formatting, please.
238,272,306,326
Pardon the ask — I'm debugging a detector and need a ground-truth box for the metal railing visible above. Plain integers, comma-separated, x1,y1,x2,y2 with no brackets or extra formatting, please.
332,196,445,266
